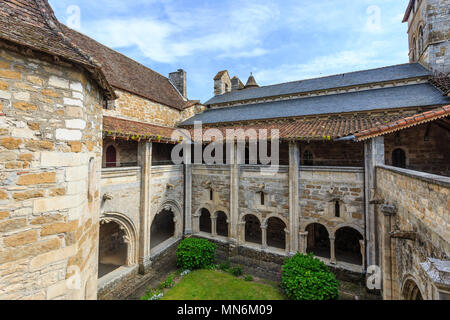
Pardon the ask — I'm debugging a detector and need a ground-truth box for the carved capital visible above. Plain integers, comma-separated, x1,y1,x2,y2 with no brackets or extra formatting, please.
381,204,398,216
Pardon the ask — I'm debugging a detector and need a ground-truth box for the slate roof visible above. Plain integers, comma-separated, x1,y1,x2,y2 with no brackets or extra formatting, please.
103,116,179,143
0,0,115,99
354,105,450,141
182,83,449,126
62,26,188,111
204,63,431,106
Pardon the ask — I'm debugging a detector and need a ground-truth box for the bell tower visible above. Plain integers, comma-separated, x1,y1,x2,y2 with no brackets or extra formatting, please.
403,0,449,75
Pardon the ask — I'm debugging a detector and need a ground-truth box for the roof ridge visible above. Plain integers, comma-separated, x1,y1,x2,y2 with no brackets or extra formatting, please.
255,63,429,90
61,24,172,83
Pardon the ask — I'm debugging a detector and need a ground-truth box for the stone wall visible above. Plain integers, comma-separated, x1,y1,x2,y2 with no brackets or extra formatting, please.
102,138,138,168
239,166,290,238
100,167,141,232
104,89,202,127
384,122,450,176
377,165,449,300
299,167,365,237
407,0,450,74
0,47,103,300
192,165,231,221
300,141,364,167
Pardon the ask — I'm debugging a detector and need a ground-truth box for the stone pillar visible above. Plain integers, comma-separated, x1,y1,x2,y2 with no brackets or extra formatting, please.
261,224,268,249
288,142,300,254
230,141,242,245
381,204,395,300
299,231,309,254
138,141,152,273
360,240,366,270
364,136,385,267
211,216,217,237
184,143,193,235
285,229,291,254
330,237,337,264
192,212,201,233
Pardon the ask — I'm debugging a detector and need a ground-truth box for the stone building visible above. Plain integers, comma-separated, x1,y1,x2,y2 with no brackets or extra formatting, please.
0,0,449,300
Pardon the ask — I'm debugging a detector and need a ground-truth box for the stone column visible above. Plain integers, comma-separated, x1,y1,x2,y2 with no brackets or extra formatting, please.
184,143,193,235
285,229,291,254
138,141,152,273
261,224,268,249
211,215,217,237
381,204,395,300
360,239,366,270
288,142,300,254
192,212,201,233
299,231,309,254
330,237,337,264
230,141,242,244
364,136,385,267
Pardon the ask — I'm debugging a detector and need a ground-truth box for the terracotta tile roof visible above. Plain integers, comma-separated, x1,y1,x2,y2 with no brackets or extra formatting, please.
187,111,421,142
0,0,115,99
354,105,450,141
61,25,188,111
103,116,181,143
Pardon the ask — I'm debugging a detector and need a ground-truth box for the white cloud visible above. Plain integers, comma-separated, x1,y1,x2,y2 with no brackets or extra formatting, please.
81,1,279,63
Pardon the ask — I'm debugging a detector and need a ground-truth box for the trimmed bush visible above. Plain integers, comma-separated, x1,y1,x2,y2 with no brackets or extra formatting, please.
281,253,339,300
230,265,243,277
176,238,216,270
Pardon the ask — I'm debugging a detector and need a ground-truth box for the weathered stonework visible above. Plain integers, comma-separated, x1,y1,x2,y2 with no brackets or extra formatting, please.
0,47,103,300
377,165,449,300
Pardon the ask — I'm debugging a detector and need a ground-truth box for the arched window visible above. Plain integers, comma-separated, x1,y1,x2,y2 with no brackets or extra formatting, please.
403,279,424,300
98,221,128,278
215,212,228,237
392,148,406,169
412,37,417,61
106,146,117,168
302,150,313,166
209,188,214,201
418,26,424,54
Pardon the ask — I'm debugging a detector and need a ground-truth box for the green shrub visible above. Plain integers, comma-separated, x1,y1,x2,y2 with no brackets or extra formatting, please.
281,253,339,300
159,274,175,289
176,238,216,270
244,275,253,282
230,265,243,277
218,260,231,271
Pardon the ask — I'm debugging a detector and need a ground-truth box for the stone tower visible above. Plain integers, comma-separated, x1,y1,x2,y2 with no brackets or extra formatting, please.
403,0,450,75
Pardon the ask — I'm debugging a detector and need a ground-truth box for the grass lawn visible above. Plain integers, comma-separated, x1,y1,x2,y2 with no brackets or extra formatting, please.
161,270,287,300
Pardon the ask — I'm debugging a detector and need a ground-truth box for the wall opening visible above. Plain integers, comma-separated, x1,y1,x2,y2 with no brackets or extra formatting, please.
306,223,330,259
199,208,212,233
302,150,314,166
244,215,262,245
216,211,228,237
106,146,117,168
267,217,286,250
98,221,127,278
403,279,424,300
392,148,406,169
335,227,363,265
335,201,341,218
150,209,175,250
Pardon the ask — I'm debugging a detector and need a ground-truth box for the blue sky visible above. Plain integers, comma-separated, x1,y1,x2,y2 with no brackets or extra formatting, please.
49,0,410,102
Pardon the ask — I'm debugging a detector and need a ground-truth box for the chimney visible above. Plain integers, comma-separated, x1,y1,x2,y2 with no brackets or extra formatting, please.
231,76,244,91
169,69,187,99
214,70,232,96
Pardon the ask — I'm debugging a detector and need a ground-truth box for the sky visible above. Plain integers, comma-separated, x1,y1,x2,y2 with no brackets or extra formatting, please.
49,0,411,102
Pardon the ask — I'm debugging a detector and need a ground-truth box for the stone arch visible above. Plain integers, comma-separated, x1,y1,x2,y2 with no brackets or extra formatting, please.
305,223,330,259
331,223,364,238
402,275,424,300
213,208,229,237
334,226,364,265
264,216,288,250
241,214,262,245
99,212,138,268
199,208,212,234
154,199,183,239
